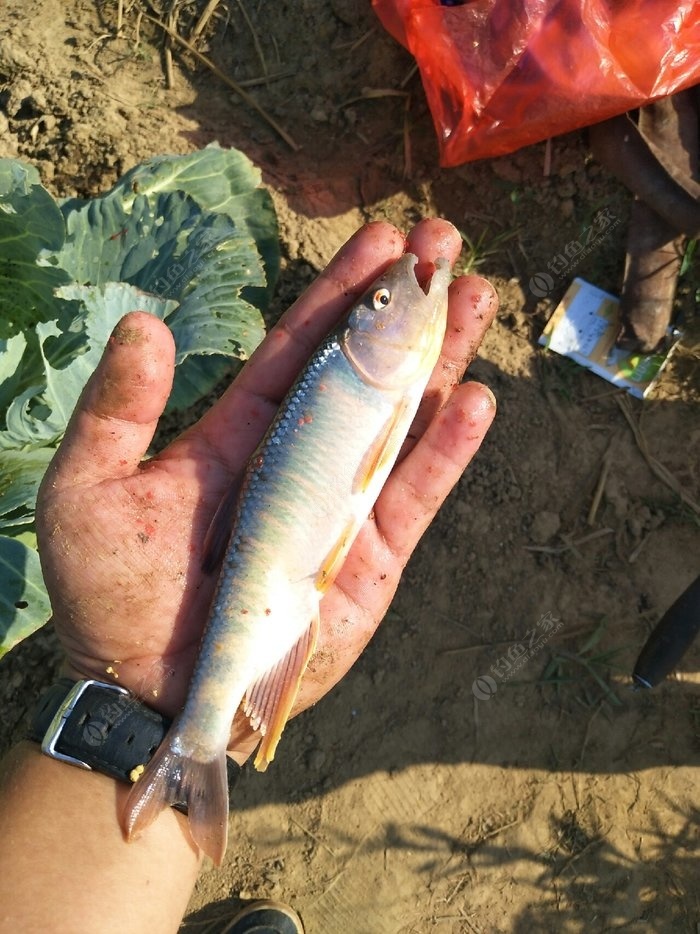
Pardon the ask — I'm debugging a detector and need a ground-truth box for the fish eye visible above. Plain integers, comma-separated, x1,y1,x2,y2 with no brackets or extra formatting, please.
372,288,391,311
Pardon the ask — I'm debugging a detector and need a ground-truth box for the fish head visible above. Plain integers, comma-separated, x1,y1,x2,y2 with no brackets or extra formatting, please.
341,253,451,389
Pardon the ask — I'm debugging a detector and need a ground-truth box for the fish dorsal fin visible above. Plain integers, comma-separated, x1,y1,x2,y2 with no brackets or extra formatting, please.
245,612,320,771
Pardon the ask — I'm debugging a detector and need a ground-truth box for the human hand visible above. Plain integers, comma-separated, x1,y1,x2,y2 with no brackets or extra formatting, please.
36,218,497,762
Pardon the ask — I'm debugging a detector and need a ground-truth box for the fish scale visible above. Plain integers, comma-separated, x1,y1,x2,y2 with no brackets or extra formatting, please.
123,251,452,864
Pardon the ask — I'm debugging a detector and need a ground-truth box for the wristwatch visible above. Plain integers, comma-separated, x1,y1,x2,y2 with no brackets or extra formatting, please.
28,678,239,809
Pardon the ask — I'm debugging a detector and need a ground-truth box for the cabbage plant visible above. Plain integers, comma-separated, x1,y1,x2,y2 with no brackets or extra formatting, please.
0,145,279,655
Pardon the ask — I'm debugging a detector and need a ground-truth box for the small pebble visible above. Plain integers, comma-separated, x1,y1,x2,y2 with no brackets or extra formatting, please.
307,748,326,771
530,510,561,544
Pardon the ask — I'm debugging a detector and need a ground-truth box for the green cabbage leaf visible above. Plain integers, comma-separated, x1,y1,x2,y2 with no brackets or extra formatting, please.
0,145,278,656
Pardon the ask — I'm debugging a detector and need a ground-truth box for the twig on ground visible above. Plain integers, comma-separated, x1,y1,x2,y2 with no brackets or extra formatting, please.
587,436,617,526
143,11,300,151
524,528,614,555
233,0,268,78
290,816,337,859
616,395,700,517
190,0,221,40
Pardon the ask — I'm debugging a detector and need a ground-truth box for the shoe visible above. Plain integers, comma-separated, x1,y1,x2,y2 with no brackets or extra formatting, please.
221,899,305,934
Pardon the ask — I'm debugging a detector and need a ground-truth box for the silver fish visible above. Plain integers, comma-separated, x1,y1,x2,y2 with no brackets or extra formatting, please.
124,252,451,862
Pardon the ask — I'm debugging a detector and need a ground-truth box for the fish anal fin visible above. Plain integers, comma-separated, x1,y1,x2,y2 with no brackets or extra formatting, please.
201,477,242,575
245,613,320,771
352,401,408,495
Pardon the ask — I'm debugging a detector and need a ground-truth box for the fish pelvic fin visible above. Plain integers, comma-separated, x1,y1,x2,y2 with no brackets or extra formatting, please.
245,612,320,772
123,737,229,866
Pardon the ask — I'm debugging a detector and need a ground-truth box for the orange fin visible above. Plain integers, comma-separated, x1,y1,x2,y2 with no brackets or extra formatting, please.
245,613,320,771
201,477,242,575
315,518,356,593
123,736,229,865
352,401,408,495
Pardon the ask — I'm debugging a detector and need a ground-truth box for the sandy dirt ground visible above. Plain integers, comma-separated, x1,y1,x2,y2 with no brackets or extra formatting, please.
1,2,699,932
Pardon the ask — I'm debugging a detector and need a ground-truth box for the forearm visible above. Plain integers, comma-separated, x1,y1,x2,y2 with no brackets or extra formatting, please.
0,742,201,934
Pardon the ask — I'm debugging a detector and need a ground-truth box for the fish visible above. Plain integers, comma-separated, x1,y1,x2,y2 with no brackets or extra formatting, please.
123,251,452,863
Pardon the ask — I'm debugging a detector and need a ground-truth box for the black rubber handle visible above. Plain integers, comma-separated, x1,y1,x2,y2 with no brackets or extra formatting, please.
632,573,700,689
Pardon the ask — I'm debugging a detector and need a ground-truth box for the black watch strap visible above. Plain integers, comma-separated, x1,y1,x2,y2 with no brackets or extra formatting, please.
28,677,173,783
28,678,239,809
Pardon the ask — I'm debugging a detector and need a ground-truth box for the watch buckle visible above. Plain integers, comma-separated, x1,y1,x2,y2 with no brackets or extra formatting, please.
41,679,129,770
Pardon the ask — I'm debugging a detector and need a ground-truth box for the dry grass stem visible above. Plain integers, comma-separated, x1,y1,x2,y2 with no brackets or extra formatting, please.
543,137,552,176
342,88,410,107
587,436,616,526
233,0,268,78
403,96,412,179
144,12,300,150
581,385,626,402
289,815,338,859
616,396,700,517
524,528,614,555
133,8,143,46
401,61,419,88
163,43,174,89
333,28,375,53
236,69,294,89
190,0,222,40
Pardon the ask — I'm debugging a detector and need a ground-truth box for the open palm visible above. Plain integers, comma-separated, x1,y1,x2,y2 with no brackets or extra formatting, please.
36,218,497,762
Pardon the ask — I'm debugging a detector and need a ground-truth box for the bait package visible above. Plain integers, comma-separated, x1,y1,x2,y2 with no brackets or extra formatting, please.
538,278,681,399
373,0,700,166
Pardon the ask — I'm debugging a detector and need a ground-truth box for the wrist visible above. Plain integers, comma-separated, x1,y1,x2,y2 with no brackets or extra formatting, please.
58,656,181,719
0,741,201,933
27,677,241,802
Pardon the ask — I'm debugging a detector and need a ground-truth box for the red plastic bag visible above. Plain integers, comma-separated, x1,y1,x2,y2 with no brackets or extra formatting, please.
373,0,700,166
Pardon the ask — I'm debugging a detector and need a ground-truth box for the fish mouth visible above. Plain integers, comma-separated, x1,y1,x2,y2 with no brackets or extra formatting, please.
425,256,451,300
399,253,451,300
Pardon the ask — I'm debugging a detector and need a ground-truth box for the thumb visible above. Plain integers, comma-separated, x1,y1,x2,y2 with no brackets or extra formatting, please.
43,312,175,491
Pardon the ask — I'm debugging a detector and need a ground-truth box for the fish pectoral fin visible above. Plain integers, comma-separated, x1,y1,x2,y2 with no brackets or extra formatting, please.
352,400,409,495
245,612,320,772
201,476,243,575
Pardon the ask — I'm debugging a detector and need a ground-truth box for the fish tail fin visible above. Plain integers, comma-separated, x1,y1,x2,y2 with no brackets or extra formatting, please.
122,737,229,865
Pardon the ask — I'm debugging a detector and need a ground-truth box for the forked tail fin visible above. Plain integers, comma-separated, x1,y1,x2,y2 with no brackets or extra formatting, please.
122,737,229,865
